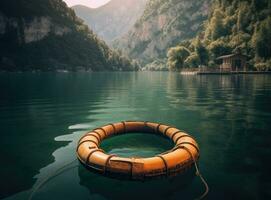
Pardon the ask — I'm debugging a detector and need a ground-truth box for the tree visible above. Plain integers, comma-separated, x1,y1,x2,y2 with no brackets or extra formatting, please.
167,46,190,71
251,0,269,12
208,39,232,60
209,9,225,40
253,17,271,60
255,60,271,71
184,53,200,68
195,38,209,66
237,2,251,32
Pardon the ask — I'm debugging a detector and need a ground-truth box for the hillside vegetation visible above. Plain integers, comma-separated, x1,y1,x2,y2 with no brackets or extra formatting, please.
0,0,138,71
114,0,210,67
167,0,271,71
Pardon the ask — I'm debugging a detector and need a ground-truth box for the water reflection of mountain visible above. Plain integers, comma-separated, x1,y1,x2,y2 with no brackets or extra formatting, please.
165,74,271,199
165,74,271,129
0,72,136,199
2,73,271,200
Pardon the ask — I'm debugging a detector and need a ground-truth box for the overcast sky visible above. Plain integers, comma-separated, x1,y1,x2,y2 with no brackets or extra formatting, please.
63,0,111,8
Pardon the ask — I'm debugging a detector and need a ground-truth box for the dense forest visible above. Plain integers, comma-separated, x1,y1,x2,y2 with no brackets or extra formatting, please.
114,0,210,70
167,0,271,71
0,0,270,71
0,0,139,71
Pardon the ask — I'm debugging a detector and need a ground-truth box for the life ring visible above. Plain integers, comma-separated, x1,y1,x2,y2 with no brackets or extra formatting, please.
76,121,200,180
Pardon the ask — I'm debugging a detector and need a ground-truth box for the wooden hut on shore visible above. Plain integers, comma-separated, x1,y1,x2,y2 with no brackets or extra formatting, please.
217,52,247,72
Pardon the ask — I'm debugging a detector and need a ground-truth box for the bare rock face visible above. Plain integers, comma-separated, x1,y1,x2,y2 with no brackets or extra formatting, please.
114,0,210,64
23,17,71,43
0,0,136,72
23,17,51,43
54,26,70,36
0,12,71,44
72,0,148,43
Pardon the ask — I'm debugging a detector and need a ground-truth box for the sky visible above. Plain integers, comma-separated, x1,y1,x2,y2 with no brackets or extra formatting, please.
63,0,111,8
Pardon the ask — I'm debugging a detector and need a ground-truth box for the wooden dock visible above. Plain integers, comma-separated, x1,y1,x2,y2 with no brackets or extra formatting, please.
181,71,271,75
180,71,198,75
197,71,271,75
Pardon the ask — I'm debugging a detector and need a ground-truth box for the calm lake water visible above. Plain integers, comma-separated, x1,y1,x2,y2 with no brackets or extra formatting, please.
0,72,271,200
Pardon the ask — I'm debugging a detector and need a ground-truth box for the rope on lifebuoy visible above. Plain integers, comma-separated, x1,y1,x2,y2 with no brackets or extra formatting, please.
108,123,116,134
175,135,195,144
163,126,172,136
104,154,117,174
121,121,126,134
170,130,182,140
180,146,209,200
77,140,98,152
93,127,107,137
156,123,162,133
177,142,200,154
85,149,104,165
156,155,169,177
92,131,102,141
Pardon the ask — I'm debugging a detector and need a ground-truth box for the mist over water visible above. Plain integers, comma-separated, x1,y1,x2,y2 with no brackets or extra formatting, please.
0,72,271,200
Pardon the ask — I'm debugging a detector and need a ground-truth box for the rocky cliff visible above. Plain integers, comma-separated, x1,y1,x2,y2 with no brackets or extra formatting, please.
114,0,210,65
72,0,148,44
0,0,136,71
0,13,71,43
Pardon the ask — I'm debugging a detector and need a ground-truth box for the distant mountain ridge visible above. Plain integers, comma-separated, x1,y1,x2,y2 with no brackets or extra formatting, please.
72,0,148,43
0,0,136,71
114,0,210,65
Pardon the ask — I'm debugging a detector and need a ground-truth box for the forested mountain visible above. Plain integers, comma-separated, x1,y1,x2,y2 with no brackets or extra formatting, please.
0,0,138,71
114,0,210,67
167,0,271,71
72,0,148,44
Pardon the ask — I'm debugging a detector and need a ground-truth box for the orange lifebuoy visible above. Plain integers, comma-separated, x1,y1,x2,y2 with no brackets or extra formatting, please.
76,121,200,180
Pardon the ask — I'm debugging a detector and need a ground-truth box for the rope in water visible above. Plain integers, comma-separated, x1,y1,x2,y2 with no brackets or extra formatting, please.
28,149,209,200
181,146,209,200
28,159,78,200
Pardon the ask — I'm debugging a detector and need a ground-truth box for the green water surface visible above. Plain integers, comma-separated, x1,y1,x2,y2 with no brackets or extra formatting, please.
0,72,270,200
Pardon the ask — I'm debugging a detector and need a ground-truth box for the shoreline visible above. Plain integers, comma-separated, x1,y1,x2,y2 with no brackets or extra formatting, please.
180,71,271,75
